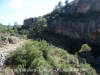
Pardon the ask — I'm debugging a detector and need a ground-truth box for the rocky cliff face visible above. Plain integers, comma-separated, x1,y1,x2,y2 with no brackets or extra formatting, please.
22,0,100,40
47,0,100,40
23,17,37,27
49,16,100,40
71,0,100,13
77,0,100,12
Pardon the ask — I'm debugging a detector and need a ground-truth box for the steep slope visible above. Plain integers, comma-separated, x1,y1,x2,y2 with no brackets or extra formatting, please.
47,16,100,40
23,0,100,40
4,40,97,75
43,0,100,40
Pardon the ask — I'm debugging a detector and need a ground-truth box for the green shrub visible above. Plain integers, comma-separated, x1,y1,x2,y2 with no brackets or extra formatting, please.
79,44,91,53
5,40,97,75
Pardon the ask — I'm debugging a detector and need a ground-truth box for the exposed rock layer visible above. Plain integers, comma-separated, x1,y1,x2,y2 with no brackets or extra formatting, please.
49,16,100,40
23,0,100,40
70,0,100,13
23,18,37,27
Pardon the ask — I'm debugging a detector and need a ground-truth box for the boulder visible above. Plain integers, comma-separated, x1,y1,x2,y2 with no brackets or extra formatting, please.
8,37,19,44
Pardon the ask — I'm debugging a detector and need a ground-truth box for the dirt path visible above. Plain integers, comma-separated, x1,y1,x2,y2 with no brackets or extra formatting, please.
0,39,26,54
0,38,27,74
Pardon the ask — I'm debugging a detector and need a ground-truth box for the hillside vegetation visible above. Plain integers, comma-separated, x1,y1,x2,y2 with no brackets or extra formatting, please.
0,23,23,47
4,40,97,75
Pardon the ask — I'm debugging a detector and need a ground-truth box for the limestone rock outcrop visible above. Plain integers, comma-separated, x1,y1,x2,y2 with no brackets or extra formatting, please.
49,16,100,40
47,0,100,40
77,0,100,12
22,0,100,41
70,0,100,13
23,17,37,27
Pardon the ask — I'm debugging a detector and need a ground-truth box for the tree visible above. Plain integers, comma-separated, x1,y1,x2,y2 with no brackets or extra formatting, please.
14,22,18,26
13,25,18,33
79,44,91,57
8,22,11,26
35,16,47,32
58,1,63,8
55,5,58,9
79,44,91,53
65,0,68,5
29,16,47,37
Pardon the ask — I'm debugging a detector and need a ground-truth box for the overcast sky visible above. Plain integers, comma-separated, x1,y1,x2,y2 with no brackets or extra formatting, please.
0,0,73,25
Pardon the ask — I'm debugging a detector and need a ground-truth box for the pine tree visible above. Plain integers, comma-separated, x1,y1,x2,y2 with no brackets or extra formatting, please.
58,1,63,8
65,0,68,5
